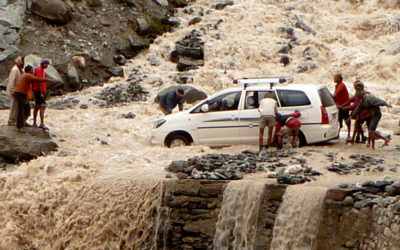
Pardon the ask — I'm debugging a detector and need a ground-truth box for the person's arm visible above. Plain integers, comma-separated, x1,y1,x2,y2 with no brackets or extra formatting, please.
178,98,184,111
28,74,54,83
366,95,389,107
8,68,17,94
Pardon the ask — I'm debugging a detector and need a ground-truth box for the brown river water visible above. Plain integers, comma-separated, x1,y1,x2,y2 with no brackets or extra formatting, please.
1,0,400,248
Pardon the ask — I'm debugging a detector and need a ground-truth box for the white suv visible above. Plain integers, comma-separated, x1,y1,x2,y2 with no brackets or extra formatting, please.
151,77,339,147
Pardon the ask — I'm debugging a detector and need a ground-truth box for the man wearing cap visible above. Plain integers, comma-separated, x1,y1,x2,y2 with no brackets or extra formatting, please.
352,85,392,150
159,88,185,115
6,56,24,126
345,80,369,144
333,73,351,140
33,59,50,129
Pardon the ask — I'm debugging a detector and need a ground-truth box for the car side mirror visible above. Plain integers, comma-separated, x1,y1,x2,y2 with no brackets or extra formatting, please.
201,104,209,113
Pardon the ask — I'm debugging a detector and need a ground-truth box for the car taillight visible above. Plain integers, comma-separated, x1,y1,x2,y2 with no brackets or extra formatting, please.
321,106,329,124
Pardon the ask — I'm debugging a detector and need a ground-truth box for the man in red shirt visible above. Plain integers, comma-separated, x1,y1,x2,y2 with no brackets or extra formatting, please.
33,59,50,130
333,73,351,140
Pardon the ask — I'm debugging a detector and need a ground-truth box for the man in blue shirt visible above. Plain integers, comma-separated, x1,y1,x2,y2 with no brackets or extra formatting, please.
159,88,185,115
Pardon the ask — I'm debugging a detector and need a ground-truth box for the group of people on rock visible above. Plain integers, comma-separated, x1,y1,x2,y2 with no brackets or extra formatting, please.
6,56,55,131
333,73,392,150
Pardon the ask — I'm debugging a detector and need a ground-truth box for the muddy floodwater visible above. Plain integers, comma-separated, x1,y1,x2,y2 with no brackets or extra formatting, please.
1,0,400,249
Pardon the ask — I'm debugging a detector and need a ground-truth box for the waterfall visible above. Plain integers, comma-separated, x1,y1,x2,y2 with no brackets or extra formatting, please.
213,180,265,250
270,186,327,250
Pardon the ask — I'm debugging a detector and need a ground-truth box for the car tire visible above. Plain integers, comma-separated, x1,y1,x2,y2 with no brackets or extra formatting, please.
299,131,306,147
166,134,191,148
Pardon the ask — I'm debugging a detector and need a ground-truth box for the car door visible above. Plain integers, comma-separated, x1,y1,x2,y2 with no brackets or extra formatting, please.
195,91,242,146
239,90,278,144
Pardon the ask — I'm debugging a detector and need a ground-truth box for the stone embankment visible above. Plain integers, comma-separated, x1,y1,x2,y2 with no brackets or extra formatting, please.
161,178,400,249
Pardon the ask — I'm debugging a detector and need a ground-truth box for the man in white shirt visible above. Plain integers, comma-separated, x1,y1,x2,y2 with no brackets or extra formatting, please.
6,56,24,126
258,92,278,151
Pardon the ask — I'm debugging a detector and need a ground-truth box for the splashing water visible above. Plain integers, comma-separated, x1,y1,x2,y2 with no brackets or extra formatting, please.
270,186,327,250
213,181,265,250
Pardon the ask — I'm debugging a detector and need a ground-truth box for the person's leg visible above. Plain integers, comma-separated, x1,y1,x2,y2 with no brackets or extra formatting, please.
374,131,391,147
39,107,45,127
267,126,273,147
369,131,376,150
8,96,18,125
15,94,26,130
344,111,351,140
277,135,283,149
259,128,265,151
159,104,169,115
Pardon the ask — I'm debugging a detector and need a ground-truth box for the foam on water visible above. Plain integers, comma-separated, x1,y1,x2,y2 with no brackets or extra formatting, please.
1,0,400,248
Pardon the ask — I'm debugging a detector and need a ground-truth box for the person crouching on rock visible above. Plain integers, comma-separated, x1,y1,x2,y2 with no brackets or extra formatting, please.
13,65,55,132
159,88,185,115
352,87,392,150
275,111,302,149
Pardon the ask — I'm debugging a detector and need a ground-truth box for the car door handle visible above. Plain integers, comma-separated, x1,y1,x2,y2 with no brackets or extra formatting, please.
231,115,237,120
249,123,254,128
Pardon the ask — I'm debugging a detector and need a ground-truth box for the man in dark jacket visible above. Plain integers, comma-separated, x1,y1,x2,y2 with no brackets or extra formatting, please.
159,88,185,115
353,89,391,150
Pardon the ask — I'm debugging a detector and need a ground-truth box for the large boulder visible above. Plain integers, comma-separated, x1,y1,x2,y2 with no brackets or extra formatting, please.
24,54,65,91
31,0,72,25
155,85,207,104
0,125,58,162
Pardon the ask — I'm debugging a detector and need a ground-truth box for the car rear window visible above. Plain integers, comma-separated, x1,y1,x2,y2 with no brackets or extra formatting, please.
318,87,335,107
277,90,311,107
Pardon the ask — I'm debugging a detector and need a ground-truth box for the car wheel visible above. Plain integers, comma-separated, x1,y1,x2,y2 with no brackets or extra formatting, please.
299,131,307,147
166,134,191,148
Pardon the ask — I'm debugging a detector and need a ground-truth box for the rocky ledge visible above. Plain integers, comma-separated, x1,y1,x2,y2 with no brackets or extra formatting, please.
165,149,322,184
0,125,58,165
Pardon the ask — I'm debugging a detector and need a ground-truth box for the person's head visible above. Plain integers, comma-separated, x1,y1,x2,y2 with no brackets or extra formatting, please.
24,65,33,74
15,56,24,69
176,88,184,98
354,80,365,96
334,73,343,84
40,59,50,69
263,91,274,99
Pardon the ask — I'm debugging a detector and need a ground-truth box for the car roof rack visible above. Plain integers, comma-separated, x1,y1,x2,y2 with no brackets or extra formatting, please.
233,76,294,89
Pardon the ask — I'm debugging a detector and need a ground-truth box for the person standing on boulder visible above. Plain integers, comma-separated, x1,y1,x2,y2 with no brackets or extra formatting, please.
159,88,185,115
13,65,54,131
352,88,392,150
333,73,351,141
258,92,278,152
33,59,50,130
6,56,24,126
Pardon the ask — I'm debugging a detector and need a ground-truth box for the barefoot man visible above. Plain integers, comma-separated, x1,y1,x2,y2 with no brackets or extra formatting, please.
353,88,392,150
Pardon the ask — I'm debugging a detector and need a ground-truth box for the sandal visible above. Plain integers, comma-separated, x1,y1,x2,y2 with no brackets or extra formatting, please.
39,125,49,131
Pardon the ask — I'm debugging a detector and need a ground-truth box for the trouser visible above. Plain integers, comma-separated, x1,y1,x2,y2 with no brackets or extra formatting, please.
8,95,18,125
14,92,27,129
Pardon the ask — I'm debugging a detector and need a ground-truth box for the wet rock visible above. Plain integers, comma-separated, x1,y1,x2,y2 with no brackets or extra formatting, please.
122,112,136,119
166,160,189,173
215,1,234,10
295,19,316,35
172,72,194,84
31,0,72,25
79,104,88,109
155,85,207,104
354,199,377,209
48,96,80,110
280,55,291,66
98,80,148,106
167,17,181,27
385,182,400,196
0,125,58,162
189,17,202,25
113,54,127,65
106,67,124,77
362,180,376,187
343,196,354,206
339,183,348,188
171,30,205,71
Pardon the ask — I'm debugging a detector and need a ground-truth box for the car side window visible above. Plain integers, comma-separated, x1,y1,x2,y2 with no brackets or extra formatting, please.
277,90,311,107
245,91,277,109
192,92,241,113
